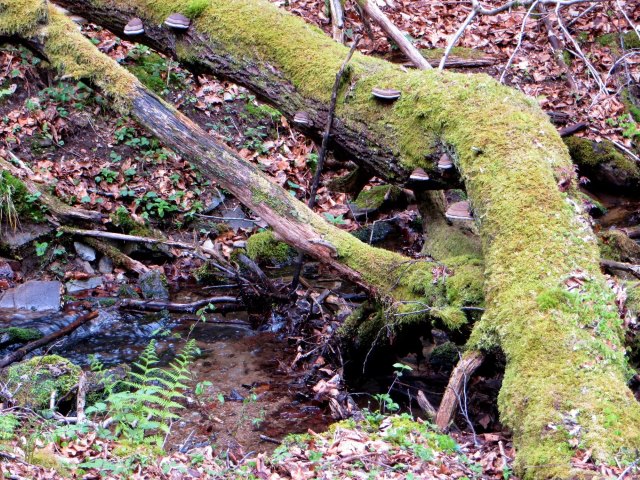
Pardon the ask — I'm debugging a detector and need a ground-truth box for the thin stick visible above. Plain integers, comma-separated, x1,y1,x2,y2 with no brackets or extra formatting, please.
357,0,431,70
439,9,477,71
329,0,345,43
500,0,540,83
0,311,99,369
291,36,361,290
76,372,87,425
120,296,242,312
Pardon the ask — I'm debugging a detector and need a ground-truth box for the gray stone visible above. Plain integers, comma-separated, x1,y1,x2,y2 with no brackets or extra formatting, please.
139,270,168,300
222,206,254,233
98,256,114,274
0,280,61,311
2,224,54,250
66,276,104,293
74,242,96,262
80,260,95,275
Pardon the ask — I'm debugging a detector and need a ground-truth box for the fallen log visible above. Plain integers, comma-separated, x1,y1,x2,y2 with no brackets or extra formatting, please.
7,2,640,477
0,310,99,369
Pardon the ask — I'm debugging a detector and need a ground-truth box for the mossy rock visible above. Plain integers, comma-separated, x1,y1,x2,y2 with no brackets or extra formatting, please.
564,136,640,191
428,341,460,372
0,327,43,346
353,185,404,212
246,230,294,265
5,355,81,409
193,261,227,284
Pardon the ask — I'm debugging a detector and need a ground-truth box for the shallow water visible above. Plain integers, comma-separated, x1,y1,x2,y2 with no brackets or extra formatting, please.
0,302,331,454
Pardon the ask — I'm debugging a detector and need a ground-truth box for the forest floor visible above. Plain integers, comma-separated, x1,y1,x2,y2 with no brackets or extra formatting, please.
0,0,639,478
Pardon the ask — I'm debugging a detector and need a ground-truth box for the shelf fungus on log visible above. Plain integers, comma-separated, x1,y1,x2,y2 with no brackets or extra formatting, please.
293,111,313,127
445,201,473,221
409,167,430,181
438,153,453,170
124,17,144,36
165,13,190,30
371,87,401,101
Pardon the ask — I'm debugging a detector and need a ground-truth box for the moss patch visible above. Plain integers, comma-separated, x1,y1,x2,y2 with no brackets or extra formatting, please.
5,355,81,409
0,171,46,223
0,327,43,343
246,230,294,264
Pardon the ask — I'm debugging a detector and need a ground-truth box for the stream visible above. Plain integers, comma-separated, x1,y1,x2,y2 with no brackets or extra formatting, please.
0,299,332,455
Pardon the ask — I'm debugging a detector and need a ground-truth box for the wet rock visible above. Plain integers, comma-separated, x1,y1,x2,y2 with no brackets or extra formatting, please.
139,270,169,300
98,256,114,274
1,223,54,251
0,280,61,311
74,242,96,262
352,221,396,244
66,276,104,293
222,206,255,232
0,261,14,279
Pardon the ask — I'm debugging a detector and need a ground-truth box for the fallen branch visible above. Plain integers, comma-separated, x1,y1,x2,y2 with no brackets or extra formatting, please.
537,3,578,92
0,310,99,369
356,0,431,70
435,350,484,430
416,390,437,421
601,258,640,280
120,296,242,313
558,122,587,137
83,237,149,275
329,0,344,43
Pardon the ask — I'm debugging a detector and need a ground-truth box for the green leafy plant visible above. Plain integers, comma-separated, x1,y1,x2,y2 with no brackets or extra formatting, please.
86,339,199,447
323,213,347,225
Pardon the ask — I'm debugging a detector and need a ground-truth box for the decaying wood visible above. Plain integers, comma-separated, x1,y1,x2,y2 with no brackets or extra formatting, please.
558,122,587,137
416,390,437,421
120,296,242,312
0,310,99,369
356,0,431,70
329,0,344,43
435,350,484,430
622,225,640,239
76,371,87,425
601,258,640,280
83,238,149,275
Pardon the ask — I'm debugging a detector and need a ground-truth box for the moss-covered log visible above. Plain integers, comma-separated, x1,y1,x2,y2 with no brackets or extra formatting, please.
4,1,640,477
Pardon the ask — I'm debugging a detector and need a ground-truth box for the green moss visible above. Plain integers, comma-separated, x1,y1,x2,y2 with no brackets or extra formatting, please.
565,137,639,176
43,6,138,111
185,0,209,18
353,185,402,210
193,261,226,283
0,0,48,36
622,89,640,123
597,31,640,50
246,230,294,264
0,327,42,343
31,449,73,476
419,46,487,60
126,53,171,94
5,355,81,409
0,171,46,223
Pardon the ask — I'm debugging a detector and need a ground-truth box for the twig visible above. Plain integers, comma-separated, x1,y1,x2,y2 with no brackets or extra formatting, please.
439,9,477,71
291,36,361,290
500,0,540,83
259,434,282,445
329,0,345,43
357,0,431,69
0,311,99,368
76,371,87,425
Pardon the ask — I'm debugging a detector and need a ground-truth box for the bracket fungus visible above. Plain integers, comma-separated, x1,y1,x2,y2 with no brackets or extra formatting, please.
409,167,430,181
445,201,473,221
437,153,453,170
165,13,191,30
124,17,144,35
293,111,313,127
371,87,401,101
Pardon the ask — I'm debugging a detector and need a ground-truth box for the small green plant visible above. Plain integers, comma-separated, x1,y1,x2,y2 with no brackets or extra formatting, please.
35,241,49,257
85,339,199,447
0,413,19,440
323,213,347,225
95,168,119,184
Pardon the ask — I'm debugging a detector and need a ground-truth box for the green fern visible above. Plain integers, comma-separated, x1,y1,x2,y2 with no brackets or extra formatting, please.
86,339,199,447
